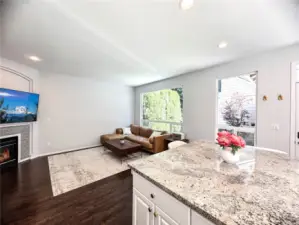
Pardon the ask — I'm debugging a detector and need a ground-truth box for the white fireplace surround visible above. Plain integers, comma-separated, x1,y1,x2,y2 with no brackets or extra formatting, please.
0,133,26,163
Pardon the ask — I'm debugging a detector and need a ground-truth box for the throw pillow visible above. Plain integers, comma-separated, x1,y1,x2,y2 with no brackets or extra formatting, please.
123,127,132,135
149,131,161,138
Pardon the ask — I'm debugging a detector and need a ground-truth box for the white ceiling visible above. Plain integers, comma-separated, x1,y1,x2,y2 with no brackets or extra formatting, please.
1,0,299,86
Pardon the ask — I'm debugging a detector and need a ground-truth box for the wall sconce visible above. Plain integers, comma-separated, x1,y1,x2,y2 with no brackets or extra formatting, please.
277,94,283,101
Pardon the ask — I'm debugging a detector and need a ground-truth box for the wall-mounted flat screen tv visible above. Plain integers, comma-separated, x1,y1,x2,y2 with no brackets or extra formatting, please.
0,88,40,124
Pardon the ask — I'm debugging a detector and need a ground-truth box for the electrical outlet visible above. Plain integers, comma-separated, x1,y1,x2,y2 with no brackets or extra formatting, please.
275,124,280,130
271,124,280,131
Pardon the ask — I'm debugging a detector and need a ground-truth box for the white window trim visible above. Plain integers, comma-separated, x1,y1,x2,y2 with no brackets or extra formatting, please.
290,61,299,160
140,87,184,132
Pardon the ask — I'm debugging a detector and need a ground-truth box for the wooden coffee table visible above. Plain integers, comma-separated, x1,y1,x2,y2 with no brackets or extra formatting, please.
104,139,142,163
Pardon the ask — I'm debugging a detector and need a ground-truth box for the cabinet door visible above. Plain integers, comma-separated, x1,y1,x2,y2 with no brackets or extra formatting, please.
154,206,179,225
133,188,155,225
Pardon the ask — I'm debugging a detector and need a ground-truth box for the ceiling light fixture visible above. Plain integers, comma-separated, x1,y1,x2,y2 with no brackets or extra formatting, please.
218,42,228,49
179,0,194,10
26,55,42,62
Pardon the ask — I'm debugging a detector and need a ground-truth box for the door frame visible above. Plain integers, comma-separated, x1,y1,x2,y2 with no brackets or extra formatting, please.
215,71,258,146
290,61,299,159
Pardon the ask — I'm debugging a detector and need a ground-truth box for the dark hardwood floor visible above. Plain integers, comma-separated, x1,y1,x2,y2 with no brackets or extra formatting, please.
0,157,133,225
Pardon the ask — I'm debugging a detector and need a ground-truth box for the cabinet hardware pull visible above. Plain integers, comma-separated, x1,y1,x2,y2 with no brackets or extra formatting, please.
150,193,155,198
148,207,152,212
154,212,158,217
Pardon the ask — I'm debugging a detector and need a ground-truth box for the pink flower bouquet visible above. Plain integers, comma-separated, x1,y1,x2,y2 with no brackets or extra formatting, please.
216,131,246,155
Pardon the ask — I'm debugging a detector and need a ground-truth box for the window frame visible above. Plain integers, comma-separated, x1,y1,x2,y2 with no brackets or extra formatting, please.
216,72,258,147
140,86,184,133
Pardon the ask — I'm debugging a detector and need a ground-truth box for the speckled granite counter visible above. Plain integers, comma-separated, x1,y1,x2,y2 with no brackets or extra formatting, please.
128,141,299,225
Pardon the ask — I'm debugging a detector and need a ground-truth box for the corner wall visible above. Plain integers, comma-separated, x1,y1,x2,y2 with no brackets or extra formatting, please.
1,58,134,157
134,44,299,155
38,72,134,155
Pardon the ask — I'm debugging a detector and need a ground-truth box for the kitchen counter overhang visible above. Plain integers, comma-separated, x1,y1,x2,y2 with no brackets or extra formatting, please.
128,141,299,225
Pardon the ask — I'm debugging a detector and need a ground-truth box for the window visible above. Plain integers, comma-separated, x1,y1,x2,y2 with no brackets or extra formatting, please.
141,88,183,133
217,73,257,146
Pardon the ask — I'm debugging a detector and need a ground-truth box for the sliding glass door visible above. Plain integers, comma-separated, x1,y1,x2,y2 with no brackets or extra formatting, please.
217,73,257,146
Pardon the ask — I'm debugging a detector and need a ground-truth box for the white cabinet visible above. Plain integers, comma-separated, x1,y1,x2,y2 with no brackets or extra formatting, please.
133,188,179,225
133,188,154,225
155,206,179,225
132,171,216,225
132,172,190,225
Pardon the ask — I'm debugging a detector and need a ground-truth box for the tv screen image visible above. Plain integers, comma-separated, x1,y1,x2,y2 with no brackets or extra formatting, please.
0,88,40,124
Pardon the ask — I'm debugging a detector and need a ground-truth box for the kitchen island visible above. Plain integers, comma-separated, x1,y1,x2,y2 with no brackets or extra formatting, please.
128,140,299,225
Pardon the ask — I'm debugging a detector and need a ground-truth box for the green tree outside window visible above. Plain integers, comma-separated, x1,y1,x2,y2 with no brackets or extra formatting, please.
142,88,183,132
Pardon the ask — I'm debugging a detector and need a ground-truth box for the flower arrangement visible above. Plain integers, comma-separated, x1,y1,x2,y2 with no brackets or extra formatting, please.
216,131,246,155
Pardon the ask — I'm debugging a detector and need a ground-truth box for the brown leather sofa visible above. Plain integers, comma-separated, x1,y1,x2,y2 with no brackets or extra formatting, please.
100,125,170,154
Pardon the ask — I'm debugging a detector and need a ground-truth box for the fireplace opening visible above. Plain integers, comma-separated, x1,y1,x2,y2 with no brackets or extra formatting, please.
0,136,18,169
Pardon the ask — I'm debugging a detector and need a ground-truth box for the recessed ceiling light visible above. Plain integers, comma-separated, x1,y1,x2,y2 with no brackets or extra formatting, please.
26,55,42,62
218,42,228,49
179,0,194,10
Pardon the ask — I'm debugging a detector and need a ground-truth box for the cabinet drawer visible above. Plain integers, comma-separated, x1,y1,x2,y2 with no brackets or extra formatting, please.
132,171,190,225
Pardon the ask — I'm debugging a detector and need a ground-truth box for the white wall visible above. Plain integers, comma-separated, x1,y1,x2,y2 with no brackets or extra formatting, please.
1,58,134,156
0,58,40,92
135,44,299,155
38,73,134,155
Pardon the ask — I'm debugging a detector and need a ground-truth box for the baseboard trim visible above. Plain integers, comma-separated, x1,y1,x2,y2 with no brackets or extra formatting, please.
20,157,31,163
31,144,103,159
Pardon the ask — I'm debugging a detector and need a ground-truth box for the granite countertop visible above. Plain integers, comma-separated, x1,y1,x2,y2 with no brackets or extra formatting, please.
128,141,299,225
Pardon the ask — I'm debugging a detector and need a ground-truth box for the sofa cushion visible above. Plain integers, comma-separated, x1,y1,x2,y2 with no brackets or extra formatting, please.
130,125,140,135
122,127,132,135
141,141,153,149
139,127,153,138
126,135,153,149
149,131,161,138
115,128,123,134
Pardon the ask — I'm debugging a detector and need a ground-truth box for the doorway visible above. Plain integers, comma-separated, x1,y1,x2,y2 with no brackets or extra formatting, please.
296,83,299,158
291,62,299,159
216,73,257,146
